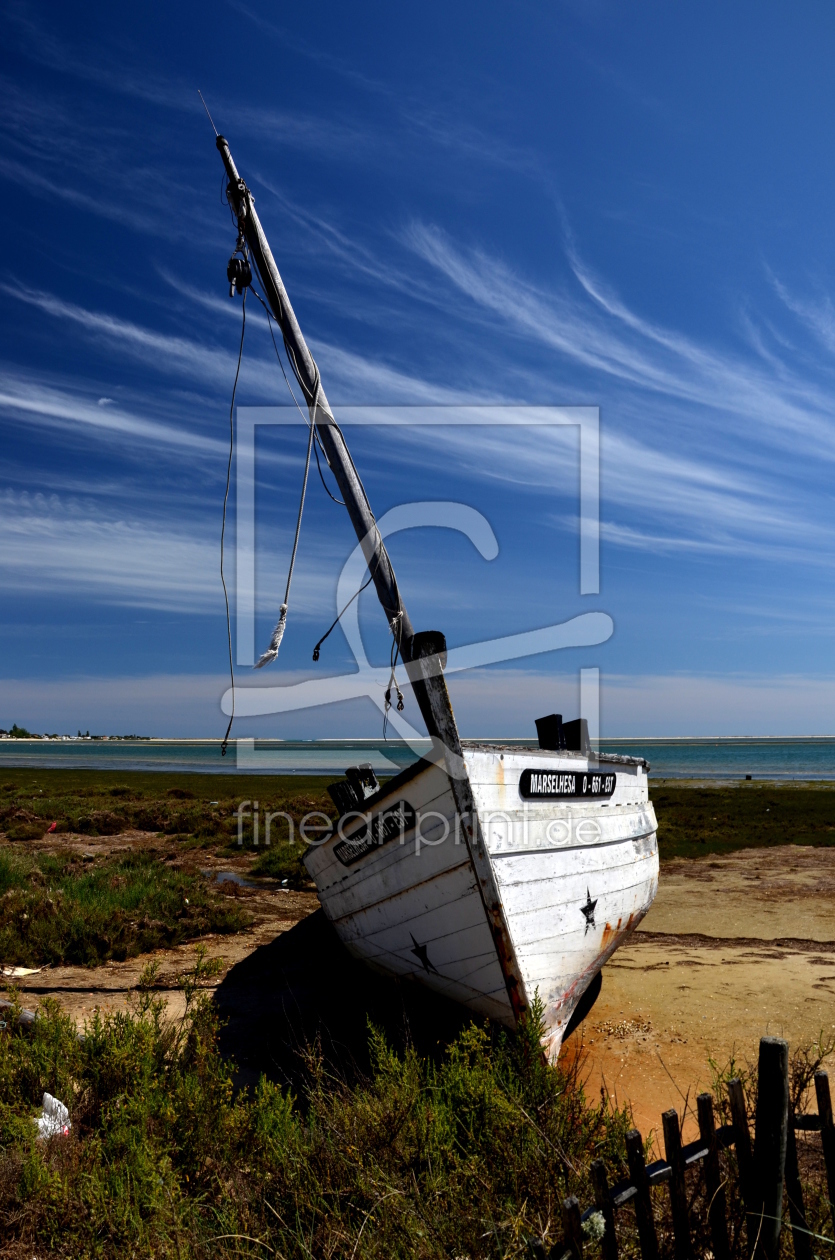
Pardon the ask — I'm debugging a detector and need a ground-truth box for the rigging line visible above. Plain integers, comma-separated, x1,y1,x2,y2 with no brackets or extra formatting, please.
253,372,317,669
312,431,345,505
248,287,386,563
282,399,315,607
248,287,403,659
312,563,379,662
220,287,247,757
197,90,219,137
249,284,313,417
249,284,345,504
383,612,405,740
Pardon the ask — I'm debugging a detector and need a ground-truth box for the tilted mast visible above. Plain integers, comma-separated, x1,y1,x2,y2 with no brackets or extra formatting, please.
215,134,458,755
214,135,525,1015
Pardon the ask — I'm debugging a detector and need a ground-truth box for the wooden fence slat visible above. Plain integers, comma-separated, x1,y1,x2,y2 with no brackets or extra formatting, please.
784,1119,812,1260
662,1109,691,1260
590,1159,618,1260
697,1092,730,1260
752,1037,790,1260
562,1195,584,1260
646,1159,672,1186
610,1179,637,1209
626,1129,660,1260
815,1071,835,1242
682,1138,709,1165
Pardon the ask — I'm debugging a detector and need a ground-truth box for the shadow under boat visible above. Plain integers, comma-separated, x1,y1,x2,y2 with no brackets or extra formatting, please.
214,910,602,1089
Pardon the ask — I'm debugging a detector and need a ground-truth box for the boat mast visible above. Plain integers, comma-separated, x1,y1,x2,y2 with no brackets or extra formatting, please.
214,135,526,1017
215,135,452,748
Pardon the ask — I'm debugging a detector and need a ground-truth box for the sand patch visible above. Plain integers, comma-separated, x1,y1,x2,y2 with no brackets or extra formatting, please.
569,845,835,1140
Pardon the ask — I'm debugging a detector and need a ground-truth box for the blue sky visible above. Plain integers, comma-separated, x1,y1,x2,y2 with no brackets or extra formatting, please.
2,0,835,737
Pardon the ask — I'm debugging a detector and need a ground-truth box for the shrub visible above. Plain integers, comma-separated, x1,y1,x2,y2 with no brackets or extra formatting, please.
0,850,252,966
0,987,634,1259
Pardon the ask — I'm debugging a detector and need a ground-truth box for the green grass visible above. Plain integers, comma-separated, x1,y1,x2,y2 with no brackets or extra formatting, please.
0,849,252,966
654,782,835,860
0,771,337,886
0,979,640,1260
3,769,835,876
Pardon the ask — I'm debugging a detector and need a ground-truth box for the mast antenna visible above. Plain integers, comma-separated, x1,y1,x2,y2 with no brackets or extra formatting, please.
197,90,219,137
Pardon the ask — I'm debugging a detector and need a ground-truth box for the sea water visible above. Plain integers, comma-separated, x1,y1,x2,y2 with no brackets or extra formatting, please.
0,736,834,779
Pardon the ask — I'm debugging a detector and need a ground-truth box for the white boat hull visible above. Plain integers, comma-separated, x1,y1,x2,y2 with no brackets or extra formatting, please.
304,744,658,1058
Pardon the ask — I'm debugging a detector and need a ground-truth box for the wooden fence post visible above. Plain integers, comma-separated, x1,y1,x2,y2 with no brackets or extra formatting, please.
784,1119,811,1260
626,1129,660,1260
752,1037,789,1260
562,1195,584,1260
590,1159,618,1260
728,1075,756,1244
815,1070,835,1241
697,1092,729,1260
662,1109,691,1260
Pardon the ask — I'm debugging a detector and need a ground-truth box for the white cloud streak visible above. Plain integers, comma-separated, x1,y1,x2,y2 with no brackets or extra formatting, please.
405,222,835,461
0,489,225,612
2,283,459,413
0,489,342,615
446,667,835,737
0,368,226,457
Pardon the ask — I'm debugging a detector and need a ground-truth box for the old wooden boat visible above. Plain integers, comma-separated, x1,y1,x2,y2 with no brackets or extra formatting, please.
213,132,658,1057
306,739,656,1058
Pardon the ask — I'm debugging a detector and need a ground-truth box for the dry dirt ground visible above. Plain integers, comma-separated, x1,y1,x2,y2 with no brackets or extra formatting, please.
5,837,835,1139
570,844,835,1140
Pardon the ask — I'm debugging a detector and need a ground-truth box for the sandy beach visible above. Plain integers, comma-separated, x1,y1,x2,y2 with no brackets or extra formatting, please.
571,843,835,1138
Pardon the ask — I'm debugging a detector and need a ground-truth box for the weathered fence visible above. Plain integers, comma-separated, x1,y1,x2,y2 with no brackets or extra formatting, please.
533,1036,835,1260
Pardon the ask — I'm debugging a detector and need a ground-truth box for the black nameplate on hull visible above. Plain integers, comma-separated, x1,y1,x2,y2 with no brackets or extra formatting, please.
334,800,416,867
519,769,616,800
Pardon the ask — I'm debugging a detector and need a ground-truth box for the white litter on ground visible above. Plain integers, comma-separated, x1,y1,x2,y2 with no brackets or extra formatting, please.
34,1093,70,1139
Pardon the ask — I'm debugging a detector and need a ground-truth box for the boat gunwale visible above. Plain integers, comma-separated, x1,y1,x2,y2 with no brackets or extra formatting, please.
461,743,651,771
311,748,651,862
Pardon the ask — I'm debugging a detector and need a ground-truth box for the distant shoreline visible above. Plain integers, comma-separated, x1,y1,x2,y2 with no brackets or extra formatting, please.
2,733,835,781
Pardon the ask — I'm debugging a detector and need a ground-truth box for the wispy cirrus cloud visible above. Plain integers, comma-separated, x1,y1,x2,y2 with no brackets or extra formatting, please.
0,368,225,456
1,280,463,411
231,4,546,179
3,283,268,395
0,487,224,611
443,667,835,737
7,272,832,567
2,5,199,113
375,404,828,561
768,273,835,359
404,221,835,461
0,487,342,616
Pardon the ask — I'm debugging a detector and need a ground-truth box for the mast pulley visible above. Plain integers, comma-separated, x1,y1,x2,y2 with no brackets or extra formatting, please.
227,255,251,297
227,229,252,297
